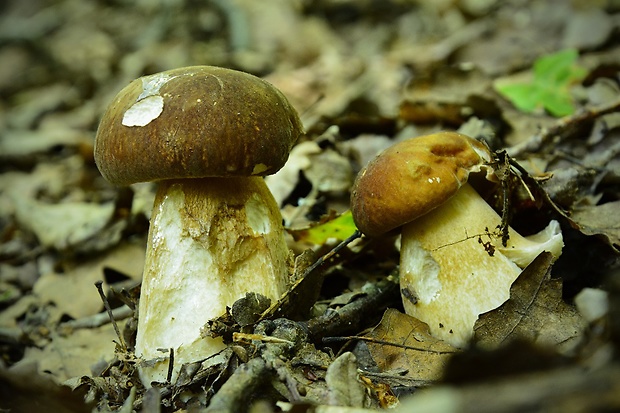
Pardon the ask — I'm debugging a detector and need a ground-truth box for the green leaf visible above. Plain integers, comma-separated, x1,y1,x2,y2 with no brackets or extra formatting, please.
289,210,358,245
496,83,541,113
495,49,586,117
536,50,587,86
539,90,577,117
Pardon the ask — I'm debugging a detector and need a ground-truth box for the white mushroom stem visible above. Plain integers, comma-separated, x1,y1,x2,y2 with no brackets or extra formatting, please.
135,177,291,385
399,183,563,348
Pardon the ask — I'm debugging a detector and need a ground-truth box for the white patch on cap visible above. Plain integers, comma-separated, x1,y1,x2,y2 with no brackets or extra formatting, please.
122,72,176,127
122,95,164,127
138,72,173,100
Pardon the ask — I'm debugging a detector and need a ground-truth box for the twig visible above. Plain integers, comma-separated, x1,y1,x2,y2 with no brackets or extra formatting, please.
359,369,434,388
302,277,400,342
258,230,363,322
166,348,174,384
508,157,572,220
140,387,161,413
302,230,363,278
60,305,133,330
204,357,269,413
322,335,457,355
95,280,127,352
506,98,620,157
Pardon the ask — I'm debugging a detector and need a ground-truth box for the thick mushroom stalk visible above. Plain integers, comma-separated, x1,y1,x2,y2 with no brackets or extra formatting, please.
93,66,303,386
400,183,563,348
350,132,564,349
136,177,290,384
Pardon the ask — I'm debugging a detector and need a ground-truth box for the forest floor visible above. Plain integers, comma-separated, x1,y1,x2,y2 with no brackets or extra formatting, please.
1,0,620,412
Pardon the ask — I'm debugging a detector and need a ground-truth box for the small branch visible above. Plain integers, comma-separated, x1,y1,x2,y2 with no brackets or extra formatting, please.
322,335,457,355
258,230,363,323
508,158,572,220
359,369,434,388
506,98,620,157
302,277,400,343
59,305,133,330
167,348,174,384
301,230,363,278
95,280,127,352
204,357,269,413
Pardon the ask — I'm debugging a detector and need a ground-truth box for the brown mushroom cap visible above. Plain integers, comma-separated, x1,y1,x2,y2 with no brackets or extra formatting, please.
94,66,303,186
350,132,492,237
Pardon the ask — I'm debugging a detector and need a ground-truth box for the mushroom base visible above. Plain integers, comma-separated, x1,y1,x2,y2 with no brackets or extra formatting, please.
400,183,563,348
135,177,291,385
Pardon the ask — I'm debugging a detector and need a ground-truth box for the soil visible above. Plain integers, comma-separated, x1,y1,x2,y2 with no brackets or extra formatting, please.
1,0,619,412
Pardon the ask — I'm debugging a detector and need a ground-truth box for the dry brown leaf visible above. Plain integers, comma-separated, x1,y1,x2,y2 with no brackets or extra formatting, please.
455,2,571,76
399,66,496,126
13,197,117,251
15,322,121,383
365,308,457,383
474,253,586,353
0,361,93,413
562,7,614,50
303,148,354,194
266,141,321,206
33,242,144,319
325,352,367,407
571,201,620,253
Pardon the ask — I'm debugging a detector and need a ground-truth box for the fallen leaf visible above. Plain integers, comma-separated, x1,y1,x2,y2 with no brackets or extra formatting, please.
562,8,614,50
0,361,93,413
359,375,399,409
396,363,620,413
303,148,354,193
474,253,586,353
574,287,609,323
571,201,620,253
365,308,457,383
400,66,496,126
265,141,321,206
0,128,92,159
15,322,121,382
33,241,145,319
13,197,118,251
325,352,367,407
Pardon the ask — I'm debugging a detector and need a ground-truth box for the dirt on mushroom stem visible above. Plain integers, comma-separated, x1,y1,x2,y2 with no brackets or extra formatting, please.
135,176,292,385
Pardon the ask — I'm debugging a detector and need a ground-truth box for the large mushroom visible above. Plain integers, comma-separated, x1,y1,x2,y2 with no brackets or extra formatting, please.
94,66,303,385
350,132,563,348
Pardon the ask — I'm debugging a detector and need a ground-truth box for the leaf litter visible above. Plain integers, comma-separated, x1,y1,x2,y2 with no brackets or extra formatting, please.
1,0,620,412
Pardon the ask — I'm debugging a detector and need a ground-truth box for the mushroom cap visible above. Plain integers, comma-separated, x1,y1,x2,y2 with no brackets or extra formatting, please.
350,132,492,237
94,66,303,186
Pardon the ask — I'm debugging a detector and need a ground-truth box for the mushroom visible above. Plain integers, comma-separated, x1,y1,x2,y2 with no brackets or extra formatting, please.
350,132,563,348
94,66,303,384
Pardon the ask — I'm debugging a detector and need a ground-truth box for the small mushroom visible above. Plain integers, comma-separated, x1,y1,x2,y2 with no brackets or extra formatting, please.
94,66,303,384
350,132,563,348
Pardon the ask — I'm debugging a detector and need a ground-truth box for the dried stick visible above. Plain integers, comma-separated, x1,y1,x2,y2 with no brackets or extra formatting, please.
506,98,620,157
